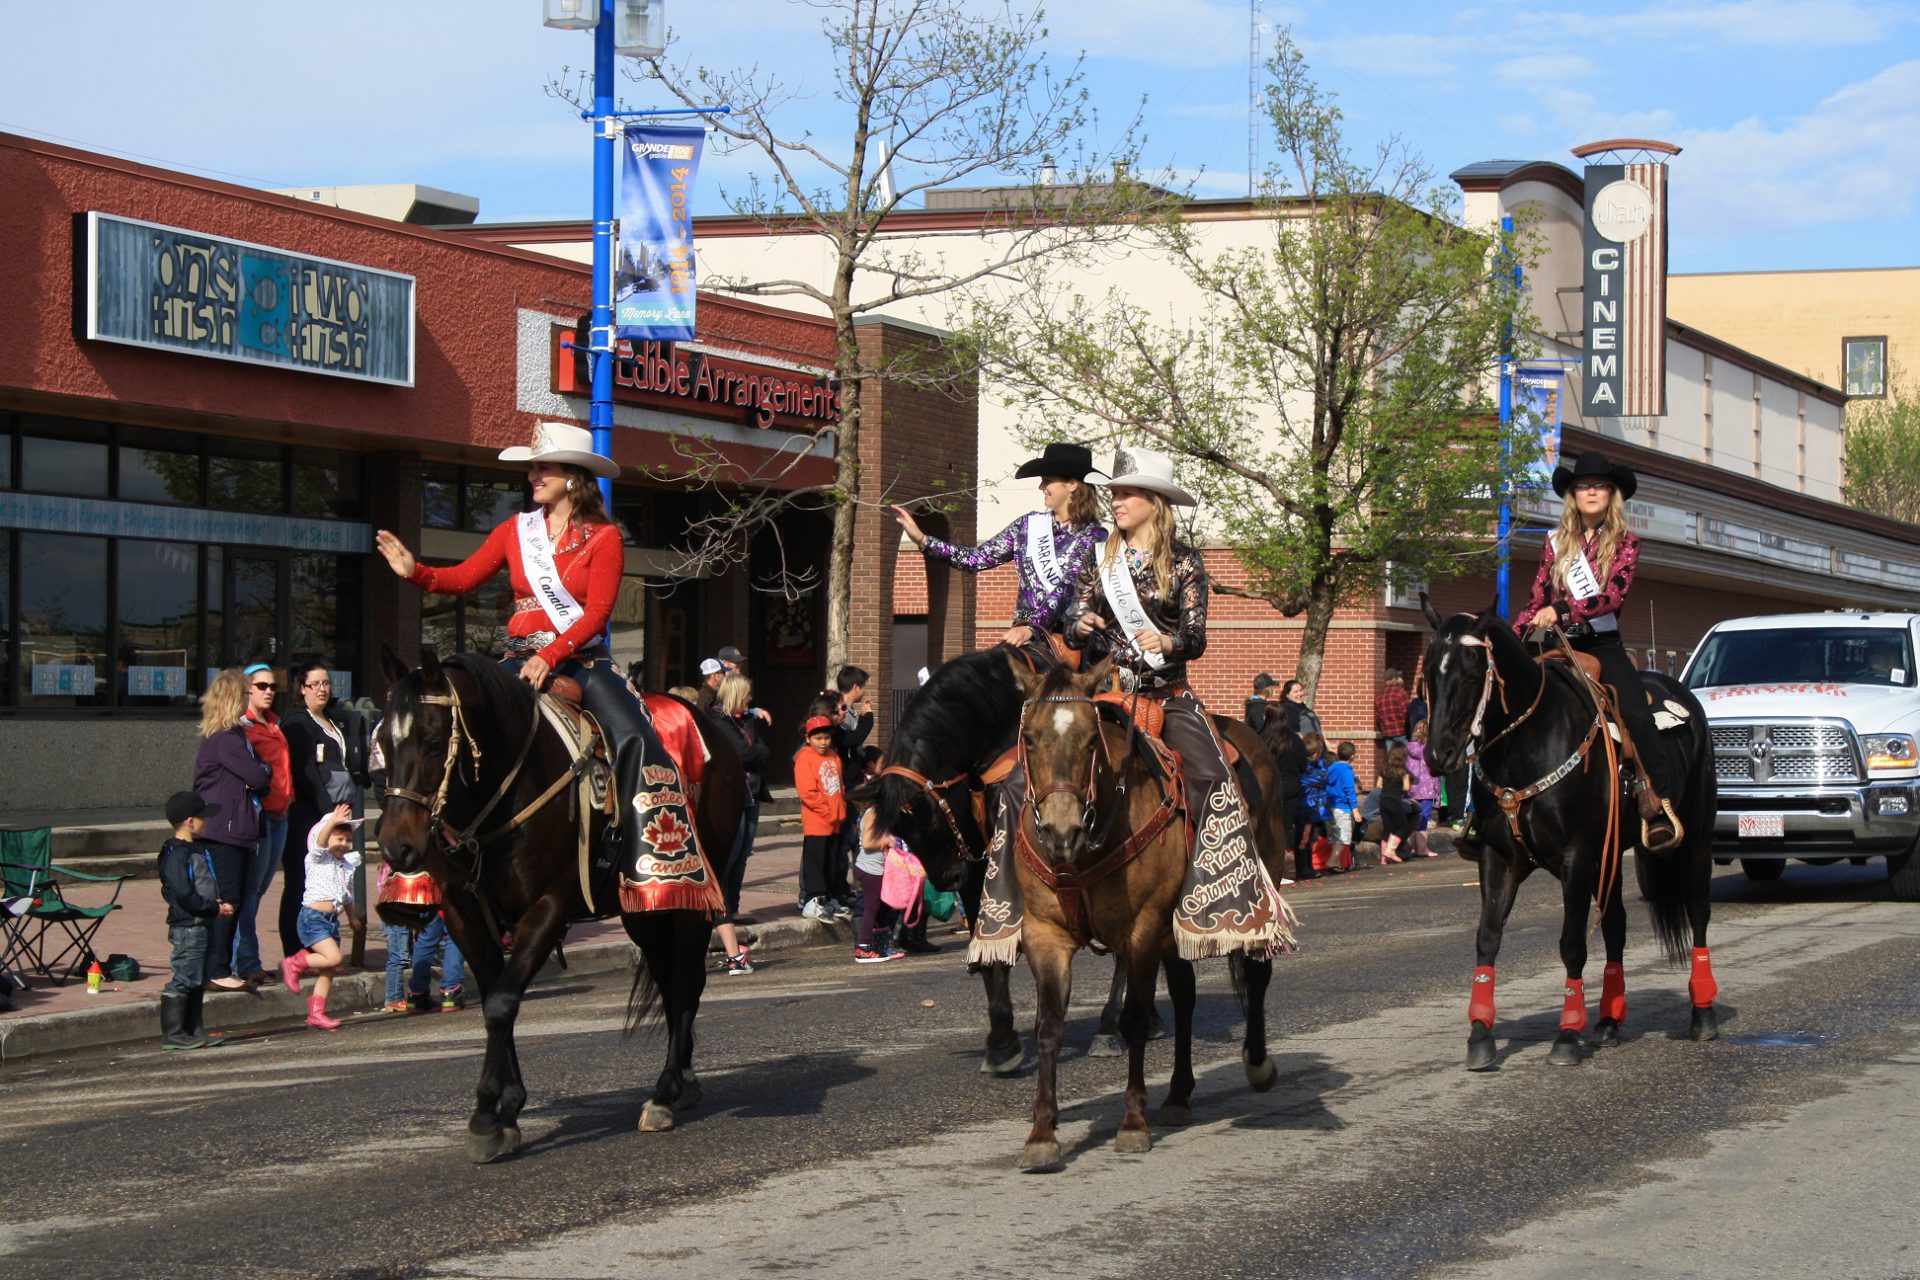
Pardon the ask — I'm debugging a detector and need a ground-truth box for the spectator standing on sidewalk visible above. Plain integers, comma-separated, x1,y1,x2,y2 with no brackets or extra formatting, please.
693,658,725,714
282,805,361,1031
1375,667,1409,751
1405,659,1430,741
1244,673,1280,733
853,803,906,963
1294,730,1330,880
280,662,355,963
193,668,269,992
236,663,292,987
708,672,768,975
1326,741,1362,873
833,665,874,909
794,715,851,920
1405,721,1442,858
1375,744,1415,863
1281,679,1323,740
157,791,233,1050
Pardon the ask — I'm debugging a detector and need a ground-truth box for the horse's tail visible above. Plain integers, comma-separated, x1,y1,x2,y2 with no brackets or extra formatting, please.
1636,849,1692,965
622,951,662,1038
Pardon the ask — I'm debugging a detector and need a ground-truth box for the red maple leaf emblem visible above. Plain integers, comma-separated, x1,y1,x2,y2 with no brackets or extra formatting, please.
641,808,693,857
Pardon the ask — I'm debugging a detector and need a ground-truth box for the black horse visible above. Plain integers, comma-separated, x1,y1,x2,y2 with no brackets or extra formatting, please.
1421,596,1720,1070
377,651,744,1160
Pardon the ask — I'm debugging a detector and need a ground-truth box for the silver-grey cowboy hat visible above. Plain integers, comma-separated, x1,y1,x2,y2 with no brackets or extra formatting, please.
1104,445,1197,507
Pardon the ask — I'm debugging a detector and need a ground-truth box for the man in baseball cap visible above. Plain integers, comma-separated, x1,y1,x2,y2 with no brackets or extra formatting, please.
695,657,725,713
717,645,745,669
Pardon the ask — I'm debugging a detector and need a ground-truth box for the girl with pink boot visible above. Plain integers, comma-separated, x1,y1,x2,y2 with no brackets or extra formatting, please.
281,804,361,1030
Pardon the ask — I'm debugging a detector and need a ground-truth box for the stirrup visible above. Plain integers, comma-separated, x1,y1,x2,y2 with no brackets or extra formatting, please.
1641,799,1684,851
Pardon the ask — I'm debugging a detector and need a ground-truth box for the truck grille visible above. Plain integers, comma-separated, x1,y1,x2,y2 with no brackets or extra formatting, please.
1711,722,1860,786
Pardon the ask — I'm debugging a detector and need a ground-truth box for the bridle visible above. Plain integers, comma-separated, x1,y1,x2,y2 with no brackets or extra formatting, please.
874,763,981,859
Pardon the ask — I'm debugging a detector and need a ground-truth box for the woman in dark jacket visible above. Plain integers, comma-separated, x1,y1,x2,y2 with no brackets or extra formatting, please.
706,673,770,974
192,668,270,988
278,660,359,961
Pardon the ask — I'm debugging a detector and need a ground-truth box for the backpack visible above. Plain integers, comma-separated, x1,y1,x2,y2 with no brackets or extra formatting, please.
879,841,928,925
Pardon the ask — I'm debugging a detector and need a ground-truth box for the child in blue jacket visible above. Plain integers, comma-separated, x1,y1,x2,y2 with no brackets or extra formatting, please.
1294,731,1331,879
1326,742,1362,870
158,790,234,1050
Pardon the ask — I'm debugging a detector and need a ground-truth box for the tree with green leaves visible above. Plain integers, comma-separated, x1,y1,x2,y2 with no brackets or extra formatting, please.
965,31,1537,701
632,0,1159,670
1843,371,1920,524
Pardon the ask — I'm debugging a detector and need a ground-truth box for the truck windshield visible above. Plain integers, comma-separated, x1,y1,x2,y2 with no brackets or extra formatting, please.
1685,627,1916,689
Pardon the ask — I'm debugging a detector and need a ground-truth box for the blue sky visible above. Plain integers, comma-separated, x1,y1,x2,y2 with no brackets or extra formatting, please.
1,0,1914,273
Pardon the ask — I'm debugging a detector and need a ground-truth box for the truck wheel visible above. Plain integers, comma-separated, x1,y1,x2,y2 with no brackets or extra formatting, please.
1740,859,1785,882
1889,843,1920,903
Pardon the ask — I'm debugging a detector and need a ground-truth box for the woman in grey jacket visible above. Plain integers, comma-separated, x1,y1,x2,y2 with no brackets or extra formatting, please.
191,669,270,990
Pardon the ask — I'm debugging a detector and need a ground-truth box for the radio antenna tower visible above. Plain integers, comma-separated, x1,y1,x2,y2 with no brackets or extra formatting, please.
1247,0,1262,197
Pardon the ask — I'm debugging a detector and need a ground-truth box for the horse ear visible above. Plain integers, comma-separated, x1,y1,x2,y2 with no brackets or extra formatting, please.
1420,591,1444,630
1079,655,1115,693
1003,648,1048,701
1485,590,1504,623
419,648,443,686
380,644,409,684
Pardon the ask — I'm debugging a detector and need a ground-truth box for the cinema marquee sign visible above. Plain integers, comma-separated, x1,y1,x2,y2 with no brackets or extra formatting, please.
550,322,840,432
1580,158,1669,418
83,212,415,386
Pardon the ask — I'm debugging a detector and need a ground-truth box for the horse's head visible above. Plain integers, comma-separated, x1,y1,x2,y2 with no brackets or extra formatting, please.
1420,591,1507,775
376,645,461,879
1017,656,1116,865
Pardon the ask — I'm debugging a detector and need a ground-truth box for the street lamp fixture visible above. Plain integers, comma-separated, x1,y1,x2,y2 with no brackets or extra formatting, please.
613,0,667,57
542,0,599,31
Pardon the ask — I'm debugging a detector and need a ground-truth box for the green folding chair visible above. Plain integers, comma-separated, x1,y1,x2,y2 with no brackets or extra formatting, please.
0,827,130,984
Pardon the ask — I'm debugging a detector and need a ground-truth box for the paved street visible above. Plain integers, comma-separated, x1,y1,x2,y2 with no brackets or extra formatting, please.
4,857,1918,1280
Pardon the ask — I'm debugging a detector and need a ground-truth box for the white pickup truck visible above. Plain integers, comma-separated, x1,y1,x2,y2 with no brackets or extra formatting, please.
1681,613,1920,900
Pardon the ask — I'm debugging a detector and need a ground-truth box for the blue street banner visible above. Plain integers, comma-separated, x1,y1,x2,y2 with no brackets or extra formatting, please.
616,125,705,341
1514,366,1565,491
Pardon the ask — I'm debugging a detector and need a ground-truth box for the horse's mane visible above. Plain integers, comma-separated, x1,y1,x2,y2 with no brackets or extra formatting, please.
893,647,1026,769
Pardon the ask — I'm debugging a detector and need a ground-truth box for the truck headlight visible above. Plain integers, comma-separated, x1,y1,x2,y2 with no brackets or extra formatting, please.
1863,734,1918,771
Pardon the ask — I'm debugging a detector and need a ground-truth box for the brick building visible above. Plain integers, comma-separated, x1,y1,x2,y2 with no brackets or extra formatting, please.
0,132,976,814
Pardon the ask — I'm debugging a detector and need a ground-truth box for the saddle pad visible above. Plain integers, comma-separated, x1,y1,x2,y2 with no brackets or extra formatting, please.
642,693,709,787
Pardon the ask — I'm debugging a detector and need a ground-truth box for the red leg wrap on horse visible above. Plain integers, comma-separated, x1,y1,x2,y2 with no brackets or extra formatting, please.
1600,961,1627,1025
1468,965,1496,1027
1689,947,1718,1008
1560,978,1588,1032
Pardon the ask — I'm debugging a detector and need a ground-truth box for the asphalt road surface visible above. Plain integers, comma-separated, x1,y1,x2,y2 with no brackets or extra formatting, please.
4,855,1919,1280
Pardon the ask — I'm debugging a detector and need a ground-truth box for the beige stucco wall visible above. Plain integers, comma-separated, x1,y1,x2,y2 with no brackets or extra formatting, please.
1668,267,1920,389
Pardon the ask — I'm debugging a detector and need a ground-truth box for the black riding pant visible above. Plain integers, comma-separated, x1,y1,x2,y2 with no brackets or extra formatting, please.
1576,632,1677,798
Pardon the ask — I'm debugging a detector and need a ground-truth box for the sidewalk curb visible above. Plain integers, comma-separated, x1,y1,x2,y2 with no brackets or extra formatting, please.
0,915,849,1064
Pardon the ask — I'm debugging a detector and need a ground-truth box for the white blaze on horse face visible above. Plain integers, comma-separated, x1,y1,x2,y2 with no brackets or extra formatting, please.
1052,706,1077,738
1457,634,1487,648
391,706,414,742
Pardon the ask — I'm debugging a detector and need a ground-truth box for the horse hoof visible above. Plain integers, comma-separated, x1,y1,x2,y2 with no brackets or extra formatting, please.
1244,1052,1278,1092
1156,1102,1192,1127
1019,1141,1064,1172
981,1042,1025,1076
1691,1006,1719,1042
1548,1031,1584,1066
1113,1127,1152,1155
467,1126,521,1164
1466,1023,1497,1072
1085,1033,1126,1058
1589,1019,1620,1049
637,1100,676,1132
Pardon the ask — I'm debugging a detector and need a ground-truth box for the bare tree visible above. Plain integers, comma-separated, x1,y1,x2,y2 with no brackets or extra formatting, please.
635,0,1159,669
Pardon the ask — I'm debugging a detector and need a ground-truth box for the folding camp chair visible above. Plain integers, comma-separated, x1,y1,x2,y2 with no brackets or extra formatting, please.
0,859,39,1007
0,827,130,984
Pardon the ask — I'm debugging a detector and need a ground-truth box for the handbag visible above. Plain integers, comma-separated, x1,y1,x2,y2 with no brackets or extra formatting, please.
880,842,928,925
922,878,959,923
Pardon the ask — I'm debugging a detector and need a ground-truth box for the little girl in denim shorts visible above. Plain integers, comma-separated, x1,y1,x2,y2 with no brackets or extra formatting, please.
280,804,361,1031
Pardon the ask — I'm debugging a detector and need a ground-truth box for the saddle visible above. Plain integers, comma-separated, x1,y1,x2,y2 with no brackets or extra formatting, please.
1536,652,1693,732
1086,692,1262,815
538,677,617,818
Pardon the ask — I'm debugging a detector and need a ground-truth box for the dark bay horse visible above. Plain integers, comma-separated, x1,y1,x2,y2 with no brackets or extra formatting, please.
1420,597,1719,1070
1003,658,1290,1171
376,651,744,1160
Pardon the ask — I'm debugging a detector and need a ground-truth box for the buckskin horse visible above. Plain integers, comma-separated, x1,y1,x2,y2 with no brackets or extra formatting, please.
994,657,1290,1171
1420,595,1719,1070
376,650,744,1160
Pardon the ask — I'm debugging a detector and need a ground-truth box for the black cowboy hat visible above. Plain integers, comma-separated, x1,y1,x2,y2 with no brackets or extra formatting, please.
1551,450,1637,501
1013,442,1110,483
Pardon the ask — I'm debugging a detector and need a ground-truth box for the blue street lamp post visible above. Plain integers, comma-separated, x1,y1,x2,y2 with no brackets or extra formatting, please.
1496,213,1519,621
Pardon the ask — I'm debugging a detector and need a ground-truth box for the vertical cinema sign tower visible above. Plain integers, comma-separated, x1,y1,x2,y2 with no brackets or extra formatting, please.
1572,139,1678,418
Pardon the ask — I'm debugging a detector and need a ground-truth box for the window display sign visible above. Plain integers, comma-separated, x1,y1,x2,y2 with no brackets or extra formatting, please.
84,211,415,386
126,665,189,697
31,663,96,696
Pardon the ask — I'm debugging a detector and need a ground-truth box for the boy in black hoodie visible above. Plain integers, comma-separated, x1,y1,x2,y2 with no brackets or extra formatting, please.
157,790,232,1050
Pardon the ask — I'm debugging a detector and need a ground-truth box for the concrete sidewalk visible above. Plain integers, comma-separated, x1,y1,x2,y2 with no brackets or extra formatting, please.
0,824,843,1063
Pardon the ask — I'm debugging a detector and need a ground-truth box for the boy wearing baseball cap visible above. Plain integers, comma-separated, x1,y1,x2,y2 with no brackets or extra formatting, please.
157,790,234,1050
793,716,849,921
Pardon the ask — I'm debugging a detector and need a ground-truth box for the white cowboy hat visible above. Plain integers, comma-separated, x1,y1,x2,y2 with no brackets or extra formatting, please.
1104,445,1196,507
498,421,620,479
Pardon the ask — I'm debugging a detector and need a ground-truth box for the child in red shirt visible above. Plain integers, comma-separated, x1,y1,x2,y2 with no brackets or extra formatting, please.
794,716,851,921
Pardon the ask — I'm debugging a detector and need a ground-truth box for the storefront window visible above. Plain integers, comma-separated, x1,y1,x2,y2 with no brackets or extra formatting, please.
17,532,109,707
117,539,200,706
292,448,363,520
418,563,513,659
119,428,202,506
420,588,460,660
0,532,12,705
21,423,110,498
466,474,523,532
204,546,225,682
0,418,14,490
289,552,364,679
422,465,458,530
210,439,284,511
